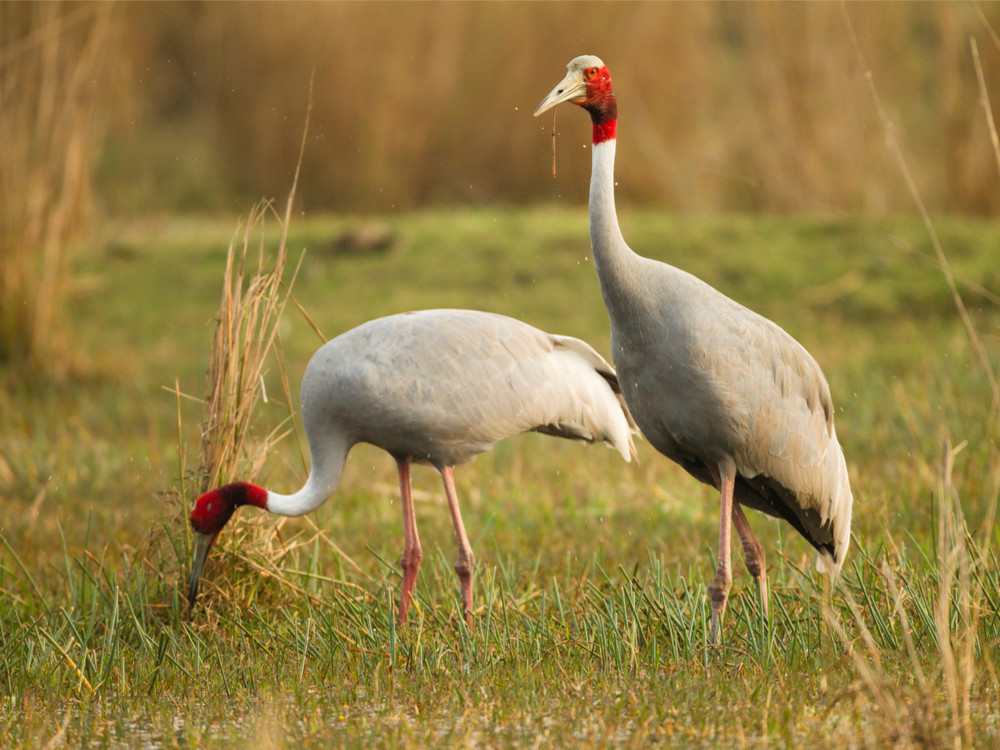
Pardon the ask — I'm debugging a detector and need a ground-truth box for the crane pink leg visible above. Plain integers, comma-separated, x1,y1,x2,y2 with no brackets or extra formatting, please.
396,459,422,626
440,466,475,631
708,462,735,644
732,502,769,619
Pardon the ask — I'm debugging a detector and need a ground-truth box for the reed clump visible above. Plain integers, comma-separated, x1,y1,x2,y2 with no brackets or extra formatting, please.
197,200,299,496
821,437,996,749
0,4,117,373
163,94,330,610
819,23,1000,748
112,4,1000,215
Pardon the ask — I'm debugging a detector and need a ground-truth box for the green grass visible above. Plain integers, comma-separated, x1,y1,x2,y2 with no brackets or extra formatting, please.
2,208,999,747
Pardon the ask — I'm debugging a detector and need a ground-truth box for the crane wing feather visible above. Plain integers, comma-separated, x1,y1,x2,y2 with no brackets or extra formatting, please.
302,310,636,469
717,310,852,570
614,266,852,572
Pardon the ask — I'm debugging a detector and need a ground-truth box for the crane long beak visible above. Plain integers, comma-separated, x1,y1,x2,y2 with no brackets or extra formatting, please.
187,531,215,607
533,72,588,117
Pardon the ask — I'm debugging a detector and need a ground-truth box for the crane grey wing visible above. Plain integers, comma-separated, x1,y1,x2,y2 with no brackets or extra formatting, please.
547,334,638,453
321,314,534,462
432,316,637,462
306,310,636,468
698,309,852,570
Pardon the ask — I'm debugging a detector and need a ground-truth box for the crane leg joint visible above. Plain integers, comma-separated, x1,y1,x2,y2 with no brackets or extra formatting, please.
453,551,474,579
708,569,732,607
401,546,423,571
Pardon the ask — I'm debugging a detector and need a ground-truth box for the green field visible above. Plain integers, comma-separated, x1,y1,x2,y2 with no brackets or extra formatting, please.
2,208,999,747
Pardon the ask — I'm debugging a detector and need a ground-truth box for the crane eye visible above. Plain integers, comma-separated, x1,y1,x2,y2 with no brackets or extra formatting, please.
585,67,598,80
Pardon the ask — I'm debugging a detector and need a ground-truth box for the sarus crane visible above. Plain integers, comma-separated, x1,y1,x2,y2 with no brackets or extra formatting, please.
535,55,853,642
187,308,637,629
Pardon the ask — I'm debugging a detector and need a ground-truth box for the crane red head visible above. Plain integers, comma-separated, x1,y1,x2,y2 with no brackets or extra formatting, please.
187,481,268,606
533,55,617,143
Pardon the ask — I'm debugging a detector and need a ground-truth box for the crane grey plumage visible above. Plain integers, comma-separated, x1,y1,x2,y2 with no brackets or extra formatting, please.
535,55,853,642
302,309,635,471
187,308,637,629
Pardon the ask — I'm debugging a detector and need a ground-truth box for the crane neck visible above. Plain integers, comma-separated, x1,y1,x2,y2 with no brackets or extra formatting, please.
265,431,350,517
588,131,644,303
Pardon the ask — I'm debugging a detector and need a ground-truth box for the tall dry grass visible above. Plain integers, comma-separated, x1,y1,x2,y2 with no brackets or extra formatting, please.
169,90,355,607
0,4,118,372
196,200,300,494
112,3,1000,215
173,196,305,607
824,435,996,748
819,18,1000,749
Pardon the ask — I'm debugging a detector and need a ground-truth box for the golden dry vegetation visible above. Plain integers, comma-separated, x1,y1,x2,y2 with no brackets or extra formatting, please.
3,4,1000,748
98,2,1000,214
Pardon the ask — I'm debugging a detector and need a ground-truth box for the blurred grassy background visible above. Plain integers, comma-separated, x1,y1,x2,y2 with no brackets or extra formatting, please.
3,5,1000,745
2,0,998,577
2,0,999,577
2,206,999,746
6,1,998,216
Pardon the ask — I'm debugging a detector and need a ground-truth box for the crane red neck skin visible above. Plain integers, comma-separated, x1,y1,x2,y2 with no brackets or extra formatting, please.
187,482,268,606
533,55,617,144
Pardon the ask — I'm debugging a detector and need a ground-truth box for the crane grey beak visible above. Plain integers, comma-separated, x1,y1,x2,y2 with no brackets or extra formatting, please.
188,531,215,607
533,72,588,117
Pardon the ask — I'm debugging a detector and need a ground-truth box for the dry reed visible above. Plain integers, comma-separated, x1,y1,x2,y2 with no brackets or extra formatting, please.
824,436,995,749
818,21,1000,749
0,4,116,372
175,82,358,608
197,200,300,495
181,195,313,606
113,3,1000,215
